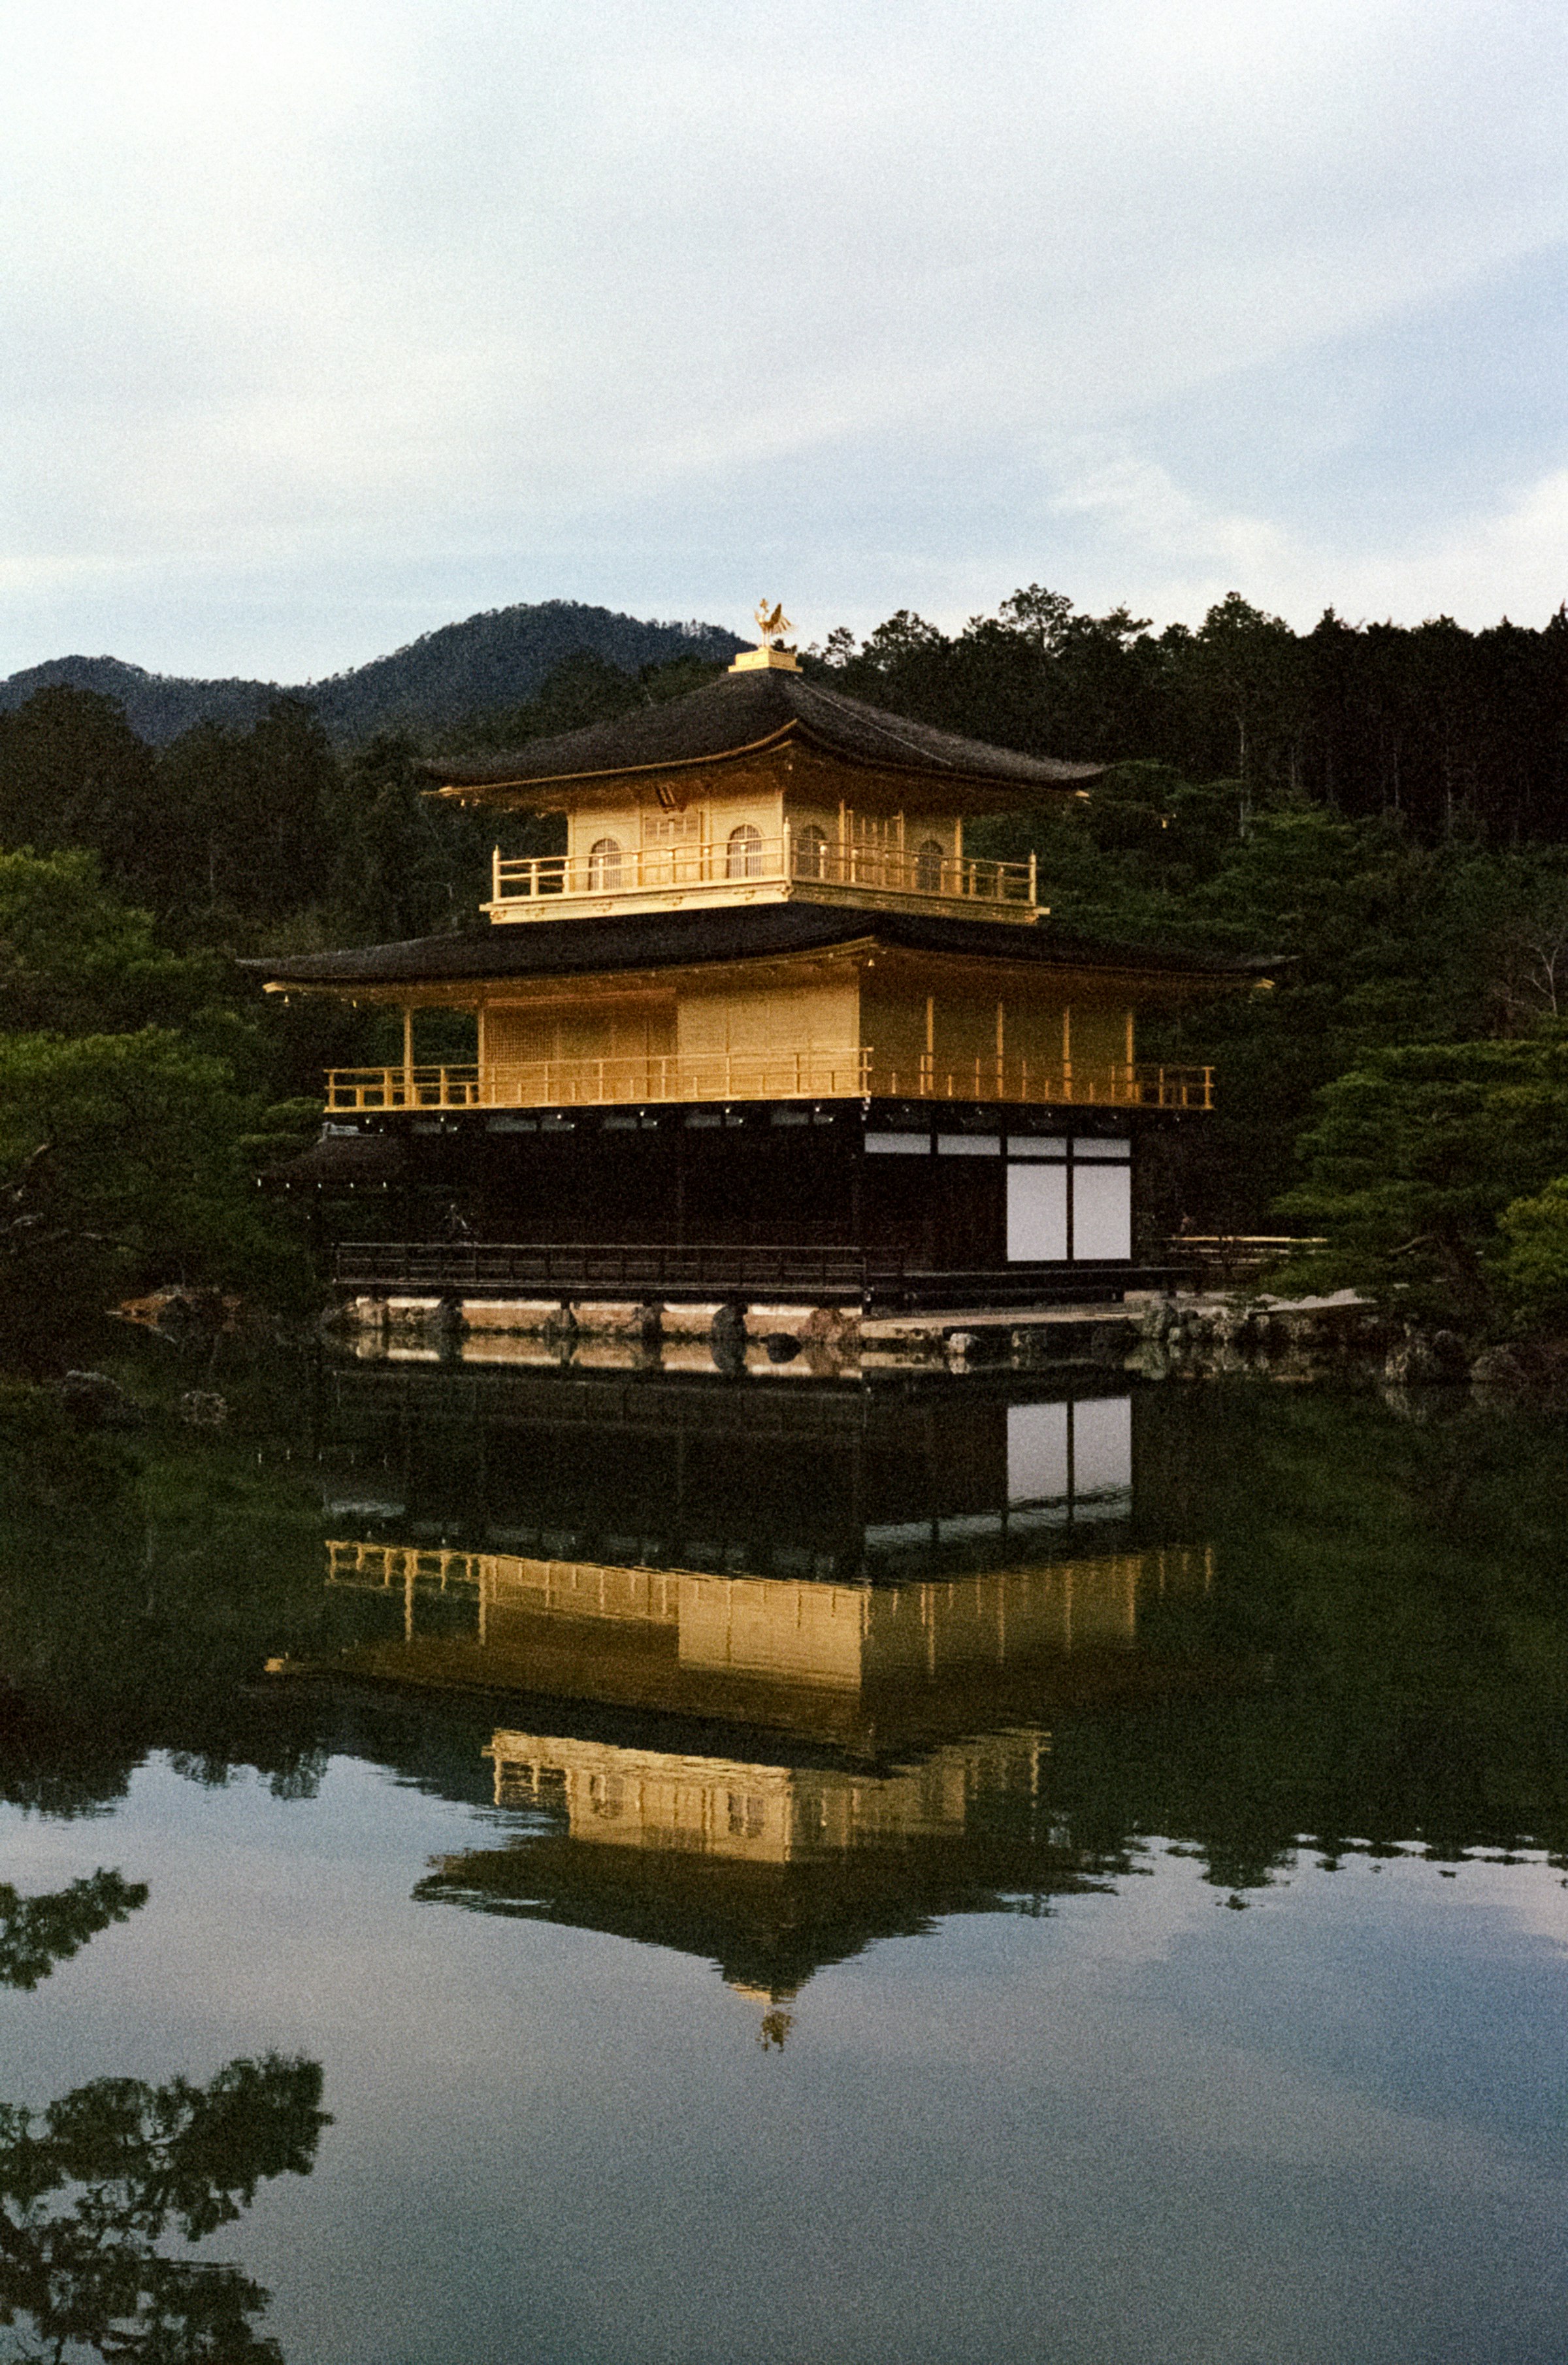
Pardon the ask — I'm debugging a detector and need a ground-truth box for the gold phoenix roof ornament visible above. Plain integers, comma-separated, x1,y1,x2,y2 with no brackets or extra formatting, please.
730,598,800,673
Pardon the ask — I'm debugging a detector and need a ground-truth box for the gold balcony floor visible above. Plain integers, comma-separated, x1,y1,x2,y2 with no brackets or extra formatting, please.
323,1052,1213,1113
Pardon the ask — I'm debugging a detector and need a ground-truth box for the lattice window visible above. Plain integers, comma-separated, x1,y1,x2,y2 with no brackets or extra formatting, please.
794,823,828,878
727,823,764,878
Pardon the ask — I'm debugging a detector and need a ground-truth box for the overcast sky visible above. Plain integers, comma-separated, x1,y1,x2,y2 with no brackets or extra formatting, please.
3,0,1567,680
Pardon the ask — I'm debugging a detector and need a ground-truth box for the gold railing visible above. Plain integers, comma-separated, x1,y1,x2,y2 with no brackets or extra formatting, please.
323,1052,1213,1113
326,1541,482,1595
489,832,1037,917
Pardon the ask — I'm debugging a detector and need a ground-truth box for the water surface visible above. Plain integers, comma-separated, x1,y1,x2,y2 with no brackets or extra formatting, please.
1,1353,1564,2363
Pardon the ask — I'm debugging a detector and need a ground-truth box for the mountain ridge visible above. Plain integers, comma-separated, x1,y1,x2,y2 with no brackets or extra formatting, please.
0,599,747,744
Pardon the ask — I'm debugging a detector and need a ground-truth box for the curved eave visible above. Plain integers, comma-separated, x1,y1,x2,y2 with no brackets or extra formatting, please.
246,905,1281,1000
427,718,1102,814
427,717,804,802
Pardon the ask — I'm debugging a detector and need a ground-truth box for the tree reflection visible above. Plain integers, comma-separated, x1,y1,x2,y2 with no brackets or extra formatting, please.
0,1872,148,1993
0,2052,328,2362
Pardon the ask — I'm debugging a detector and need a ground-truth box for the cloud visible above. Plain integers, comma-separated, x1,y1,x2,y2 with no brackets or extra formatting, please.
1042,445,1568,630
2,1,1567,672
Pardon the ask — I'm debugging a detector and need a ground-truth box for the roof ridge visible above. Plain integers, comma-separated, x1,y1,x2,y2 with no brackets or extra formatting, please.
787,676,961,770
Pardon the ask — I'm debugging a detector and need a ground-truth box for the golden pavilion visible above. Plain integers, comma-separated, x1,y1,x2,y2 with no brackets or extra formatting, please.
259,610,1271,1305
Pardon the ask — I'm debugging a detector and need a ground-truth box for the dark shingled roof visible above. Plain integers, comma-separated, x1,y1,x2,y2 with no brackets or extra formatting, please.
261,1130,412,1188
421,666,1104,801
251,904,1276,991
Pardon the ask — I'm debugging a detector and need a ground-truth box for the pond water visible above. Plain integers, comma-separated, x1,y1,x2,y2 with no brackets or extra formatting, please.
1,1347,1565,2364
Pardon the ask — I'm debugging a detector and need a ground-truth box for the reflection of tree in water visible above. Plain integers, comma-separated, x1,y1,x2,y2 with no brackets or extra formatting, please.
0,1873,148,1994
0,2053,329,2362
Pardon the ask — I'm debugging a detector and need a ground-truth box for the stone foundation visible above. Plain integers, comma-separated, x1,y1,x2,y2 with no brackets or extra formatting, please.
333,1283,1527,1392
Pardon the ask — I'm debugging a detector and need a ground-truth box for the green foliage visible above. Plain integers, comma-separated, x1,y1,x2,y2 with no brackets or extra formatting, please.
319,729,492,943
448,646,730,755
0,687,157,876
0,1030,250,1252
148,700,336,945
816,585,1568,836
1495,1175,1568,1319
0,1030,308,1362
0,854,318,1363
1276,1028,1568,1316
975,768,1562,1231
0,1870,149,1992
0,653,725,959
0,849,226,1038
0,2053,328,2362
237,1100,325,1173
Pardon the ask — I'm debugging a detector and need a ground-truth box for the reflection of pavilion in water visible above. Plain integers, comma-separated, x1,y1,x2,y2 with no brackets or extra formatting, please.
321,1535,1209,1754
300,1369,1217,2015
485,1726,1046,1863
320,1360,1173,1586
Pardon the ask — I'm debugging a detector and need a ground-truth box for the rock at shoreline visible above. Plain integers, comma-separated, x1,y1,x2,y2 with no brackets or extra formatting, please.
1134,1291,1397,1383
117,1285,243,1337
1382,1326,1470,1386
1469,1339,1568,1396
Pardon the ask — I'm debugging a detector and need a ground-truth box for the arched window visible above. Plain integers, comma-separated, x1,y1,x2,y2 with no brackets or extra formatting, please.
727,823,763,879
794,823,827,879
915,838,945,893
587,836,623,889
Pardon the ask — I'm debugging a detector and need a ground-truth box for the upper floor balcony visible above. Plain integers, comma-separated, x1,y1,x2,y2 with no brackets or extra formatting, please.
484,828,1040,926
322,1049,1213,1115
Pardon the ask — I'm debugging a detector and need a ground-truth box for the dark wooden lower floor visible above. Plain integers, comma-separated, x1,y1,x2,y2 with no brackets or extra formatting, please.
288,1099,1181,1273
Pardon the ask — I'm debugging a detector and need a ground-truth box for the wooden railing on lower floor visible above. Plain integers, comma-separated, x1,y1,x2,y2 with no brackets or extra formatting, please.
334,1240,904,1299
323,1052,1213,1113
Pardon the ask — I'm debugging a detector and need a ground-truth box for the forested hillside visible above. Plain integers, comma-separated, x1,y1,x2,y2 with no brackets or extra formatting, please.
814,587,1568,842
0,600,743,744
